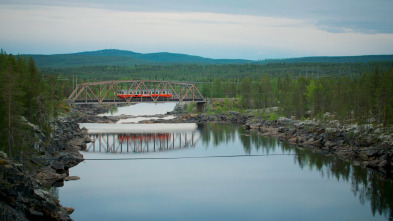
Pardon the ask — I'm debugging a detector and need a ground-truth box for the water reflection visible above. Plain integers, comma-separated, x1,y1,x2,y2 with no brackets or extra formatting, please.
86,131,200,153
77,123,392,220
200,123,288,155
208,124,393,220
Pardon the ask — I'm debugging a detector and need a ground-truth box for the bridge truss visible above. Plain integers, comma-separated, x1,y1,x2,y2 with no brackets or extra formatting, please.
68,80,205,105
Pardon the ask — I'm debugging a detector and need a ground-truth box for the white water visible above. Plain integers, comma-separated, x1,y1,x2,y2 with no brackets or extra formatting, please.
98,103,177,116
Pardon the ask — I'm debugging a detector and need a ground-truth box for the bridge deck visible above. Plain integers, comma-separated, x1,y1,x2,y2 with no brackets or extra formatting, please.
72,98,205,104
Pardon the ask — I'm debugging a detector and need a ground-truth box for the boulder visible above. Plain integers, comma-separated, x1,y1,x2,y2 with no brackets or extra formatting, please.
277,117,292,124
288,137,297,145
378,160,388,168
362,160,381,168
65,176,80,181
64,207,75,215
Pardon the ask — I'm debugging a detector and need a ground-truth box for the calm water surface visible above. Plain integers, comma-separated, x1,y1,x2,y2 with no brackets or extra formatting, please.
59,104,392,220
58,123,393,221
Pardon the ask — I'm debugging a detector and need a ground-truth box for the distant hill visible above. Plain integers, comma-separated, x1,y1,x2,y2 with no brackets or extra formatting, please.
26,53,152,68
24,49,393,68
258,55,393,64
26,49,253,68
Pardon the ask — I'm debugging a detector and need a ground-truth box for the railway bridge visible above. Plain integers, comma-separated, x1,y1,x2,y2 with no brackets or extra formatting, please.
67,80,206,109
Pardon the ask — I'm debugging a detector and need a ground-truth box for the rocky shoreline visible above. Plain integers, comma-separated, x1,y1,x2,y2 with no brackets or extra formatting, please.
71,103,393,179
167,110,393,179
0,113,90,220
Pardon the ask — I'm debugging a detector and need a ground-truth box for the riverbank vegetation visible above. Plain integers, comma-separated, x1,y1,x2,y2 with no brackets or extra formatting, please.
177,66,392,128
0,51,67,159
214,67,393,127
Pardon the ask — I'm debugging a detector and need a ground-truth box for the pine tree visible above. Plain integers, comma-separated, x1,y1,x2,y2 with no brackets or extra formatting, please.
0,55,29,158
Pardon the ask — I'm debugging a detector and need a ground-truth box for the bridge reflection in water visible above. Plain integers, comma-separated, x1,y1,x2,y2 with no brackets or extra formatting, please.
85,131,200,153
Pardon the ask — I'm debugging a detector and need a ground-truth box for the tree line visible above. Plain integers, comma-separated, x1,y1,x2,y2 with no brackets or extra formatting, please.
204,67,393,127
41,61,393,82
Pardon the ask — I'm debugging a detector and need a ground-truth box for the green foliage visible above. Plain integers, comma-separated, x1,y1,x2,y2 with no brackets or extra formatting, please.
269,112,279,121
204,65,393,128
305,79,322,113
205,106,215,115
215,106,223,114
185,103,196,113
221,97,231,112
0,51,66,159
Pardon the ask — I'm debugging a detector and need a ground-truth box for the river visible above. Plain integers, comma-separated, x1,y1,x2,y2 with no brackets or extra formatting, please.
58,104,393,220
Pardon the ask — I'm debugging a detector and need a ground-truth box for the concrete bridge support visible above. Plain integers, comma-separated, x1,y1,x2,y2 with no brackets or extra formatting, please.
196,102,206,113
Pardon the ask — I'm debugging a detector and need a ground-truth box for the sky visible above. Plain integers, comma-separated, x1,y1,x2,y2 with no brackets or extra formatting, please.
1,0,393,60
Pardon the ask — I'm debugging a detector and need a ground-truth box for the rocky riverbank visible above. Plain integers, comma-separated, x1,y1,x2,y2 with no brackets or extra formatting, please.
73,102,393,179
173,110,392,179
0,113,90,220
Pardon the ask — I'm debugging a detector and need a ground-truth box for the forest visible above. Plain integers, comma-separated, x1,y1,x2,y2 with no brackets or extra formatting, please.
216,68,393,127
0,50,65,159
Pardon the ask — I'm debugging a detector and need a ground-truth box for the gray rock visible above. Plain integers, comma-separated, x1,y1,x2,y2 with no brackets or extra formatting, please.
366,149,378,157
29,208,43,217
277,117,291,124
51,161,65,171
65,176,81,181
64,207,75,215
378,160,388,168
0,151,7,159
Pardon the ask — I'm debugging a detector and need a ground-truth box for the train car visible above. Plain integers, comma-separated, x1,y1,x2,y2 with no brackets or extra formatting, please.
117,89,172,99
118,133,172,143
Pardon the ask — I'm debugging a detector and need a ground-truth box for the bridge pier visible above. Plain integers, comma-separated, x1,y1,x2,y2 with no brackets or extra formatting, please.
196,102,206,113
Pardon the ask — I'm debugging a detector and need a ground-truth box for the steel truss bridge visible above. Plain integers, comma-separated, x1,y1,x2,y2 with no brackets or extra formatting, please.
85,131,200,154
68,80,205,105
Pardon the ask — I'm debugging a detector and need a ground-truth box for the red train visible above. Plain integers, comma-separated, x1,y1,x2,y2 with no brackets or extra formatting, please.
118,133,171,142
117,89,172,99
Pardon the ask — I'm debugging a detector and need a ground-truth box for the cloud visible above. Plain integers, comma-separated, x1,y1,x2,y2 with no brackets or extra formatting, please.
2,0,392,34
0,3,392,59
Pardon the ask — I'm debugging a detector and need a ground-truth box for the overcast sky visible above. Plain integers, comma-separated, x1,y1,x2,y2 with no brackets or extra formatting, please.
1,0,393,59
